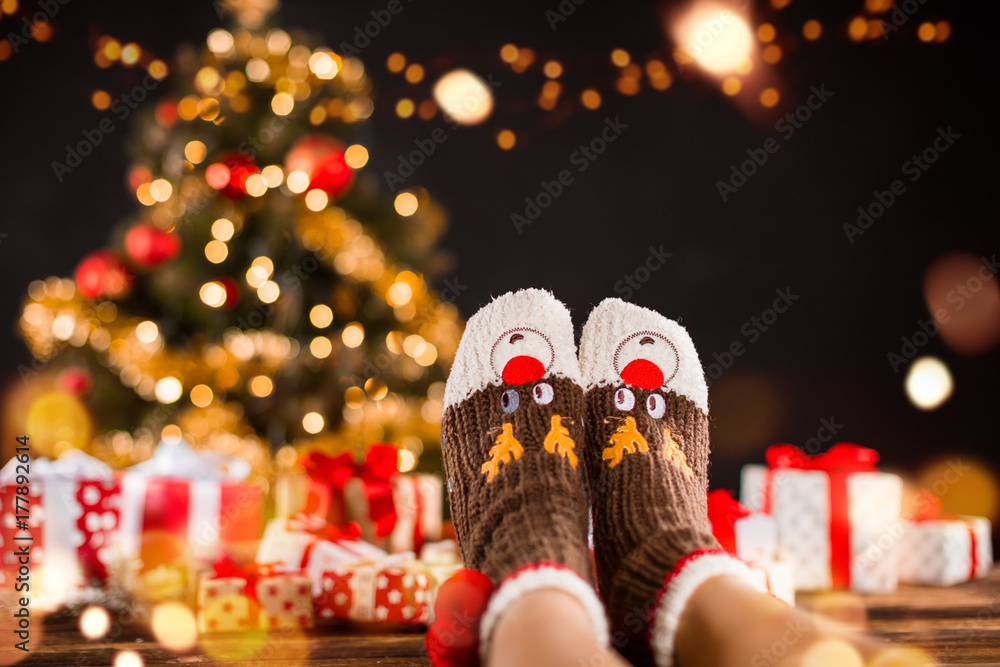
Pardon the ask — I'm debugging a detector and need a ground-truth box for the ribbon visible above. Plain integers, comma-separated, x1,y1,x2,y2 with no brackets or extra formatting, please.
706,489,752,555
762,442,880,589
287,512,362,570
412,476,425,556
910,489,979,581
300,444,400,538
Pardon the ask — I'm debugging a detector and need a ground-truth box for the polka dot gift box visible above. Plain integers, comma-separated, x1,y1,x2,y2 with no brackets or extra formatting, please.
255,571,315,629
0,450,120,609
315,553,431,624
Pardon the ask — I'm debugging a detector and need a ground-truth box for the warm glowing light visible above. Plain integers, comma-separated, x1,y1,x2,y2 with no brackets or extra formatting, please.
246,57,270,82
149,179,172,202
722,77,741,95
345,144,369,169
500,43,518,63
905,357,953,410
150,601,197,652
310,336,333,358
190,384,213,408
392,192,418,217
287,170,310,193
121,43,141,66
200,281,227,307
497,129,516,150
759,88,780,107
309,51,338,79
261,164,284,187
206,29,234,54
79,605,111,639
244,173,267,197
543,61,563,78
673,3,754,75
345,386,366,408
581,89,601,109
935,21,951,42
302,411,325,434
415,342,438,366
868,647,937,667
184,140,207,164
212,218,234,241
154,377,183,404
611,48,631,67
734,58,752,74
205,240,228,263
205,163,230,189
405,63,425,83
762,44,782,64
800,639,864,667
396,98,415,118
114,650,144,667
148,60,168,80
161,424,183,444
305,189,329,211
398,449,417,472
266,29,291,55
92,90,111,110
257,280,280,303
923,251,1000,356
136,320,159,344
433,69,494,125
272,92,294,115
757,23,776,43
387,282,413,306
917,22,936,42
246,266,268,288
803,20,823,40
342,323,365,348
387,52,406,73
309,304,334,328
249,375,273,397
848,17,868,41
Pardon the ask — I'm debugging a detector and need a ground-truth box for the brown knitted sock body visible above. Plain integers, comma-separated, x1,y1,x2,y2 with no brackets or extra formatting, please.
579,299,718,664
441,289,592,584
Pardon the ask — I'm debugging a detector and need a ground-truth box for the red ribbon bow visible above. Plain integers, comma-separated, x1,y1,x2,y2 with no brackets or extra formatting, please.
706,489,752,555
212,556,277,603
910,489,979,581
763,442,879,590
300,444,400,538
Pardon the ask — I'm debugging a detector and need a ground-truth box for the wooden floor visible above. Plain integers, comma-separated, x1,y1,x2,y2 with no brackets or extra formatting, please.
12,568,1000,666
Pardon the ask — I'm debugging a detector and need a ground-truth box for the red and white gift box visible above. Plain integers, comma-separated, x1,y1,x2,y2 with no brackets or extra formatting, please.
255,515,387,596
256,572,315,629
897,492,993,586
315,554,431,623
707,489,778,564
118,439,262,564
740,443,902,593
197,574,255,633
0,451,120,606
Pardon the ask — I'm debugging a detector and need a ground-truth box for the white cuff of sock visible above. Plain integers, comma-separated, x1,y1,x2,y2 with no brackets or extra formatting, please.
650,549,767,667
479,562,609,664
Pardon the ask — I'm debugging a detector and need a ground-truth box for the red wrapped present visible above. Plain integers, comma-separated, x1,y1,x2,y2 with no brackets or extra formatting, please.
256,571,314,629
316,554,431,623
0,451,119,608
118,439,262,565
899,491,993,586
739,443,902,593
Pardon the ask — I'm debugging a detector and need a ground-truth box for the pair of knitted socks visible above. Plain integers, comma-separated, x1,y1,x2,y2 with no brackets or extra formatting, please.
440,290,762,666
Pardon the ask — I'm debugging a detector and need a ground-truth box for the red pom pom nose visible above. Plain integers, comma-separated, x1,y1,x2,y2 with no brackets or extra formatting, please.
502,356,545,385
621,359,664,390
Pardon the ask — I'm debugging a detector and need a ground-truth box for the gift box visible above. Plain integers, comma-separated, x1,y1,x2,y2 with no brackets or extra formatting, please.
197,569,255,633
256,571,315,629
739,443,902,593
897,492,993,586
748,560,795,606
118,439,263,565
315,554,431,623
282,444,442,553
256,514,387,596
707,489,778,564
0,451,120,607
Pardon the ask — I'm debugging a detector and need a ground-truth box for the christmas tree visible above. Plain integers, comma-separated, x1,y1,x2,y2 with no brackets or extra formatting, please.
14,7,461,480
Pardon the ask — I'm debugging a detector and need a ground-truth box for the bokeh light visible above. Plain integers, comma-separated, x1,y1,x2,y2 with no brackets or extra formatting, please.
150,601,197,652
302,411,325,433
309,304,334,328
916,458,1000,521
394,192,419,216
433,69,494,125
672,2,754,75
113,651,144,667
923,251,1000,356
905,356,953,410
79,605,111,640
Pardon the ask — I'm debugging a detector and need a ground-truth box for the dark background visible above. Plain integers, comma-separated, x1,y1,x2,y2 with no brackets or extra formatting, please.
1,1,997,516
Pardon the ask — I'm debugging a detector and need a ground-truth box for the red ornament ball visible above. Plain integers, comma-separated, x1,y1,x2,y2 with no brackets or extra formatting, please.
217,277,240,308
75,250,133,299
206,153,260,199
285,136,353,197
57,367,92,395
425,569,493,667
125,224,181,269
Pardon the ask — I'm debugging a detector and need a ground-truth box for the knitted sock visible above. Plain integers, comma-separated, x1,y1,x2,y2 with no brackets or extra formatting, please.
441,289,608,660
579,298,760,666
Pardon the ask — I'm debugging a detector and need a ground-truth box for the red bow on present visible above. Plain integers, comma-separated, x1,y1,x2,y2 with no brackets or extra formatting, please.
287,512,363,570
909,489,980,581
706,490,752,555
212,556,278,603
300,444,400,538
762,442,880,590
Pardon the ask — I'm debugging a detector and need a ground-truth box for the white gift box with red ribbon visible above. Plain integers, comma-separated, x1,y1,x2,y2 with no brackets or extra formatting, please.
899,515,992,586
748,560,795,606
740,444,902,593
0,451,120,609
118,439,262,563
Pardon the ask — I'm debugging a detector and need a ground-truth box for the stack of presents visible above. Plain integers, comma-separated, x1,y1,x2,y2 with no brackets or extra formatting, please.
0,439,992,635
